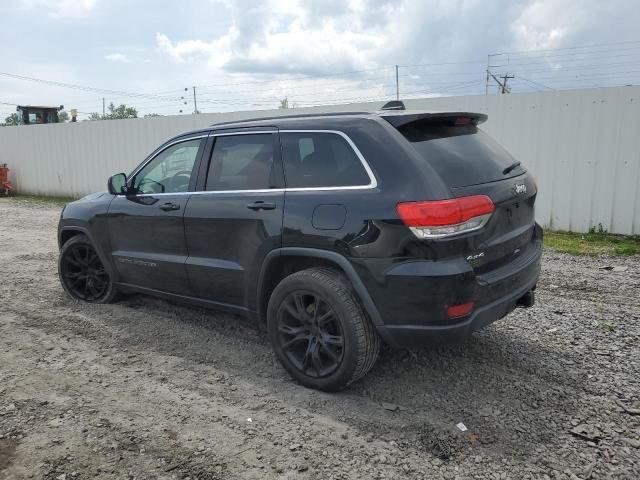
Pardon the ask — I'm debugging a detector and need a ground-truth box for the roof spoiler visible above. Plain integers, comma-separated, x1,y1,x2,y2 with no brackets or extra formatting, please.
379,111,488,128
380,100,406,111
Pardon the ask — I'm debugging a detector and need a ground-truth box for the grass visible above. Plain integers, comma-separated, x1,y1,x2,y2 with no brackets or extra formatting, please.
1,194,76,206
544,230,640,256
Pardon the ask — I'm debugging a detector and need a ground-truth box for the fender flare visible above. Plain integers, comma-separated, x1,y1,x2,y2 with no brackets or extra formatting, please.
58,225,115,278
256,247,383,326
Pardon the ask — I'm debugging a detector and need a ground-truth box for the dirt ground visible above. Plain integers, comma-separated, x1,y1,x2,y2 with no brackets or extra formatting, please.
0,197,639,480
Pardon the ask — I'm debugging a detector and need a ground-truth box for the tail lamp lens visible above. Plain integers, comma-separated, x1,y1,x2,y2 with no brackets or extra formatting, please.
396,195,495,239
447,302,475,318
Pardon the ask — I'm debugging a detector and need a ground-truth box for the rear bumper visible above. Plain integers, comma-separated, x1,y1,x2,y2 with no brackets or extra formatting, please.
376,271,538,347
351,225,543,348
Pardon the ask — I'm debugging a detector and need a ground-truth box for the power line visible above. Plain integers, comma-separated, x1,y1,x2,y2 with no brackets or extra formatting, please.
192,58,638,102
515,76,555,91
490,39,640,57
497,67,640,81
0,62,528,111
486,42,640,94
0,71,184,102
194,77,483,107
295,79,485,107
196,76,488,105
3,40,639,113
489,50,640,69
494,59,640,76
193,65,395,89
398,59,486,68
195,74,401,96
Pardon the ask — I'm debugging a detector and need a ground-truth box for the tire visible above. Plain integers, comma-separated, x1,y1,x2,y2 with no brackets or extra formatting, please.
58,234,118,304
267,267,380,391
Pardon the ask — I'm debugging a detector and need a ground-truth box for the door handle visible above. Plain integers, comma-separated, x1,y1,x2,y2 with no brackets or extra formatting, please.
159,202,180,211
247,201,276,211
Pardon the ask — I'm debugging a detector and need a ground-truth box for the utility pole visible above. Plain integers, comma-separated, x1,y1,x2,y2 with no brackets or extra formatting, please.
488,71,514,94
499,73,514,94
485,55,490,95
395,65,399,100
102,98,105,116
192,86,198,114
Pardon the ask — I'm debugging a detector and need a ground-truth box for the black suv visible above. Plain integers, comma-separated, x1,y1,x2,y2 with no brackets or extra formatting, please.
58,108,542,391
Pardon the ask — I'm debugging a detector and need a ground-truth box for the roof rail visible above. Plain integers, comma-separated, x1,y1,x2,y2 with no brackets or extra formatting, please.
210,111,369,127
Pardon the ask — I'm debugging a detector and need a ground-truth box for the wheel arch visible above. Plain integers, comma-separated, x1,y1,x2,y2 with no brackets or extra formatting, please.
58,225,115,277
59,228,86,247
256,248,383,327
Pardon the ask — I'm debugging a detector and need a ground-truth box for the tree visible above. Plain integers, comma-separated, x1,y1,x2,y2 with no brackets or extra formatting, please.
2,113,21,126
58,110,70,123
279,97,289,109
87,103,138,121
144,113,162,118
106,103,137,119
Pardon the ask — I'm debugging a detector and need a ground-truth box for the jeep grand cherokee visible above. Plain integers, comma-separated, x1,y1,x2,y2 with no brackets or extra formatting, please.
58,107,541,391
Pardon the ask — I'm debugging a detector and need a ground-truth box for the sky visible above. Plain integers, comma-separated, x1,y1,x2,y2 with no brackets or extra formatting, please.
1,0,640,120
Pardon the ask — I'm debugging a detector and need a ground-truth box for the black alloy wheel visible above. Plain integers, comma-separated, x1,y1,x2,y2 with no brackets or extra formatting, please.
59,235,116,303
277,291,345,378
267,267,380,391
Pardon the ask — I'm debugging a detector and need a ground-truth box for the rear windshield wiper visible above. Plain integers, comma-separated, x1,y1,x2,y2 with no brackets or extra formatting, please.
502,161,521,175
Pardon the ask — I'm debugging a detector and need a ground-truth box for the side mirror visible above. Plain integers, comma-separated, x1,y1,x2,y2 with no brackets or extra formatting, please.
108,173,128,195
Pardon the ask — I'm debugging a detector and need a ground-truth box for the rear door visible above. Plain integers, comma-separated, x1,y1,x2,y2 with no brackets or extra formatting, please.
393,116,537,271
108,135,207,295
184,129,284,310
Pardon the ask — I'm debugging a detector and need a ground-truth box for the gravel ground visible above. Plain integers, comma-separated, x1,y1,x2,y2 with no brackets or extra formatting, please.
0,197,639,480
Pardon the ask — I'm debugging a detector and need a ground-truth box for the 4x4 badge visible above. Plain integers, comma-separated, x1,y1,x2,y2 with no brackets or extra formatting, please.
513,183,527,196
466,252,485,261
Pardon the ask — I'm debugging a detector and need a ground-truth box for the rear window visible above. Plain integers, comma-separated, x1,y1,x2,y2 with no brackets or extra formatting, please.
398,120,525,188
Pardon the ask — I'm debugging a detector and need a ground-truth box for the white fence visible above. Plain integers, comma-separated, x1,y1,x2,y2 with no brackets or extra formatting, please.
1,86,640,234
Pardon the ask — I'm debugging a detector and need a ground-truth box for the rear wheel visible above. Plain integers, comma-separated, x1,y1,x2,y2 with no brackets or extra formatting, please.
58,234,117,303
267,267,380,391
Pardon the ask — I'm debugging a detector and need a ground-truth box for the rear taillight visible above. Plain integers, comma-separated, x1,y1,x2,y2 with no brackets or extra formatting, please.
396,195,495,239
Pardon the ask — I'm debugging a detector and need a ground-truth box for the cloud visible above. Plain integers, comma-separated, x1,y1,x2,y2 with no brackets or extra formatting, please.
6,0,640,117
157,1,525,77
510,0,587,50
105,53,132,64
155,32,230,64
157,0,392,75
19,0,97,18
157,0,640,81
147,0,640,111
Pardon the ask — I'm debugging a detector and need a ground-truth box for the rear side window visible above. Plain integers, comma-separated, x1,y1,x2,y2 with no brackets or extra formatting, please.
281,132,370,188
206,134,276,191
398,120,525,188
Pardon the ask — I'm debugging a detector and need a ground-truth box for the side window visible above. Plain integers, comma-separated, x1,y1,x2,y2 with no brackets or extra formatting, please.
281,132,370,188
133,138,203,194
206,134,276,191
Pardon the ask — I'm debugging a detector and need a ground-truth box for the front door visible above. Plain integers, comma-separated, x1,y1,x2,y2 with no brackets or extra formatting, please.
108,136,207,295
184,131,284,310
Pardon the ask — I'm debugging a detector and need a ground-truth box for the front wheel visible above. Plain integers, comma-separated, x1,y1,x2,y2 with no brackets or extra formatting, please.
58,234,118,303
267,267,380,391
